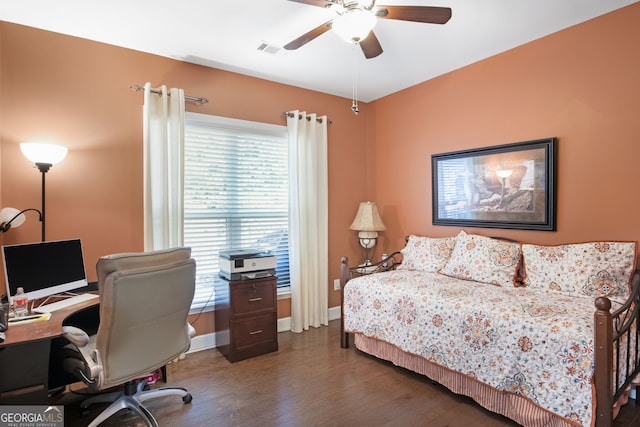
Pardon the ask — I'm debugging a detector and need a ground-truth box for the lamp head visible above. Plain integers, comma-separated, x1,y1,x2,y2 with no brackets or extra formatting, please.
0,208,25,232
349,201,386,232
0,207,42,233
332,8,377,43
496,169,513,179
20,142,67,172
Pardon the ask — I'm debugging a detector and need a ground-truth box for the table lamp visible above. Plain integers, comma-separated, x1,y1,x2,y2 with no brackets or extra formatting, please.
349,201,386,266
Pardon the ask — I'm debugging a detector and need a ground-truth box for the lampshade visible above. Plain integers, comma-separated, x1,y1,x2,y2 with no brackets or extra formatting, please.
349,201,386,231
496,169,513,179
20,142,68,166
0,207,26,229
332,9,377,43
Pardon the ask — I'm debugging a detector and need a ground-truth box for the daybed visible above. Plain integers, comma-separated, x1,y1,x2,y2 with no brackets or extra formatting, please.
340,231,640,427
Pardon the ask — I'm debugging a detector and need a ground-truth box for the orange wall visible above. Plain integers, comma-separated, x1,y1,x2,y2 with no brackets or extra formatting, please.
0,22,370,334
372,3,640,254
1,3,639,334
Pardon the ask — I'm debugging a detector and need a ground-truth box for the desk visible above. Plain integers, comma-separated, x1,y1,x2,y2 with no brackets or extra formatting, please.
0,295,99,404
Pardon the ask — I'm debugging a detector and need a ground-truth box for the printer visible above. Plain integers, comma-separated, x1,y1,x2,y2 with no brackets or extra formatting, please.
219,248,276,281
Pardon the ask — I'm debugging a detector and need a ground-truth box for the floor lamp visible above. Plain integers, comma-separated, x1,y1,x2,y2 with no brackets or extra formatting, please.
19,142,68,242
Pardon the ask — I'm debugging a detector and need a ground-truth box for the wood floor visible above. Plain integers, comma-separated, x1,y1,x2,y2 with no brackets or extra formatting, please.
56,320,640,427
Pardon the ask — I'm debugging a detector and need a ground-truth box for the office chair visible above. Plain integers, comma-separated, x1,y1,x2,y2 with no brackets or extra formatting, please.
61,247,196,427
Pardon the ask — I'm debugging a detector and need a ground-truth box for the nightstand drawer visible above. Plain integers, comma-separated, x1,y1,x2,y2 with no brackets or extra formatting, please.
230,280,275,315
231,312,277,348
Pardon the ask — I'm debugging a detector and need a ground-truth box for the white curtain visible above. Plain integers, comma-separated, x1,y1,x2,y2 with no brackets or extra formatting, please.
142,82,185,251
287,110,329,333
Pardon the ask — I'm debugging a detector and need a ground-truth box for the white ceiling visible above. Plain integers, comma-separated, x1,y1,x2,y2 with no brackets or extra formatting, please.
1,0,637,102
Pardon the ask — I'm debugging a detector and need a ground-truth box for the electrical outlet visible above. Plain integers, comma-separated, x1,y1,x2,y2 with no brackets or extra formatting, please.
333,279,341,291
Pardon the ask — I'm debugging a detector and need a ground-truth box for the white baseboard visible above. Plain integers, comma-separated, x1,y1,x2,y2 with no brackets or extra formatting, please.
188,305,341,353
189,331,216,353
327,305,341,321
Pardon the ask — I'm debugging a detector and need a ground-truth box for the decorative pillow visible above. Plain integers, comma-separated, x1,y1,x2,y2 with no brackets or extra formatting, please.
439,230,521,287
397,235,457,273
521,241,637,302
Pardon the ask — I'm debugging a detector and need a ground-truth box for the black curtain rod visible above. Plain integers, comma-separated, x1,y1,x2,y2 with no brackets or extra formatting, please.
283,111,332,125
130,84,208,104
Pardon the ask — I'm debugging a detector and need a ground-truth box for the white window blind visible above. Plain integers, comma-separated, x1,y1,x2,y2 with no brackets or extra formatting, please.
436,157,474,219
184,113,289,311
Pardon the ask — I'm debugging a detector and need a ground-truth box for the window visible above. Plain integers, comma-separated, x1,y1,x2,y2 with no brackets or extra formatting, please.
184,113,290,311
435,157,474,220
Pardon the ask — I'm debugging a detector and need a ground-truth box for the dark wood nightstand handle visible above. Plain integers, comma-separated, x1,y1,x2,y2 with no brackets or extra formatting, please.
248,297,263,302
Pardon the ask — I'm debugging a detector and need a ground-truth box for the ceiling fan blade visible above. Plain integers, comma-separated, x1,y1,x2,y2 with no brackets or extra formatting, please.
373,5,452,24
287,0,337,8
359,31,383,59
283,20,333,50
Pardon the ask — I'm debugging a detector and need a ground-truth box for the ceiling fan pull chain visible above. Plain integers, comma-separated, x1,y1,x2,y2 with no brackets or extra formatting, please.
351,43,359,115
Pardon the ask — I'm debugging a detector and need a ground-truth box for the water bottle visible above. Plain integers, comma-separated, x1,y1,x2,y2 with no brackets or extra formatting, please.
13,287,29,317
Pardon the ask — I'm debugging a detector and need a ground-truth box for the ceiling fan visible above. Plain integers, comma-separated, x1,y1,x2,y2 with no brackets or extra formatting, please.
283,0,452,59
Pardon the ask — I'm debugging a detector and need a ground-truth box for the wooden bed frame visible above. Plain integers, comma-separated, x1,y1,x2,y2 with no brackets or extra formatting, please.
340,253,640,427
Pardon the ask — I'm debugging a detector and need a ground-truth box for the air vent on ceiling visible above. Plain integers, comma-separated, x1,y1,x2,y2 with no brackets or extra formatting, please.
257,42,283,56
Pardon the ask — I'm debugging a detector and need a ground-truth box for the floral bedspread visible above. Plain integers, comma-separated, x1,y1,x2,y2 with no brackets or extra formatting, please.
343,270,611,426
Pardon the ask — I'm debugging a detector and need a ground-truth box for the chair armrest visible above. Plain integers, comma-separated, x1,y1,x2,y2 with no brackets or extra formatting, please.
62,325,90,347
62,325,103,382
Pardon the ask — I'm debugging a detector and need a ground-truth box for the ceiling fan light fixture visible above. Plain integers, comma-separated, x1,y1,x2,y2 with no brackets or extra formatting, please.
332,9,377,43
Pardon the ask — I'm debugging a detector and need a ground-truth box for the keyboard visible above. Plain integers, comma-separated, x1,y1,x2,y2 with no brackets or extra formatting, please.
32,293,99,314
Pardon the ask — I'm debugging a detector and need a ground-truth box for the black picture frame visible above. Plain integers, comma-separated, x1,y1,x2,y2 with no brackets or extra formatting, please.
432,137,557,231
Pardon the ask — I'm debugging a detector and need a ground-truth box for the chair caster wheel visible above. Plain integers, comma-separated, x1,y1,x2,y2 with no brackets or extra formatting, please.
183,393,193,404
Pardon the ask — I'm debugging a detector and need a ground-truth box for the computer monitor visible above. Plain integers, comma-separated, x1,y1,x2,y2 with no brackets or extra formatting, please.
2,238,88,304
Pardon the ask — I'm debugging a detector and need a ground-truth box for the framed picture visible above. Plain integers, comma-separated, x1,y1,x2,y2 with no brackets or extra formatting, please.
432,137,557,231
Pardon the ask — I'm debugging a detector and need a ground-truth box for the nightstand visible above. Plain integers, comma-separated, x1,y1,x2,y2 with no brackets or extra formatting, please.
214,276,278,362
348,251,402,279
